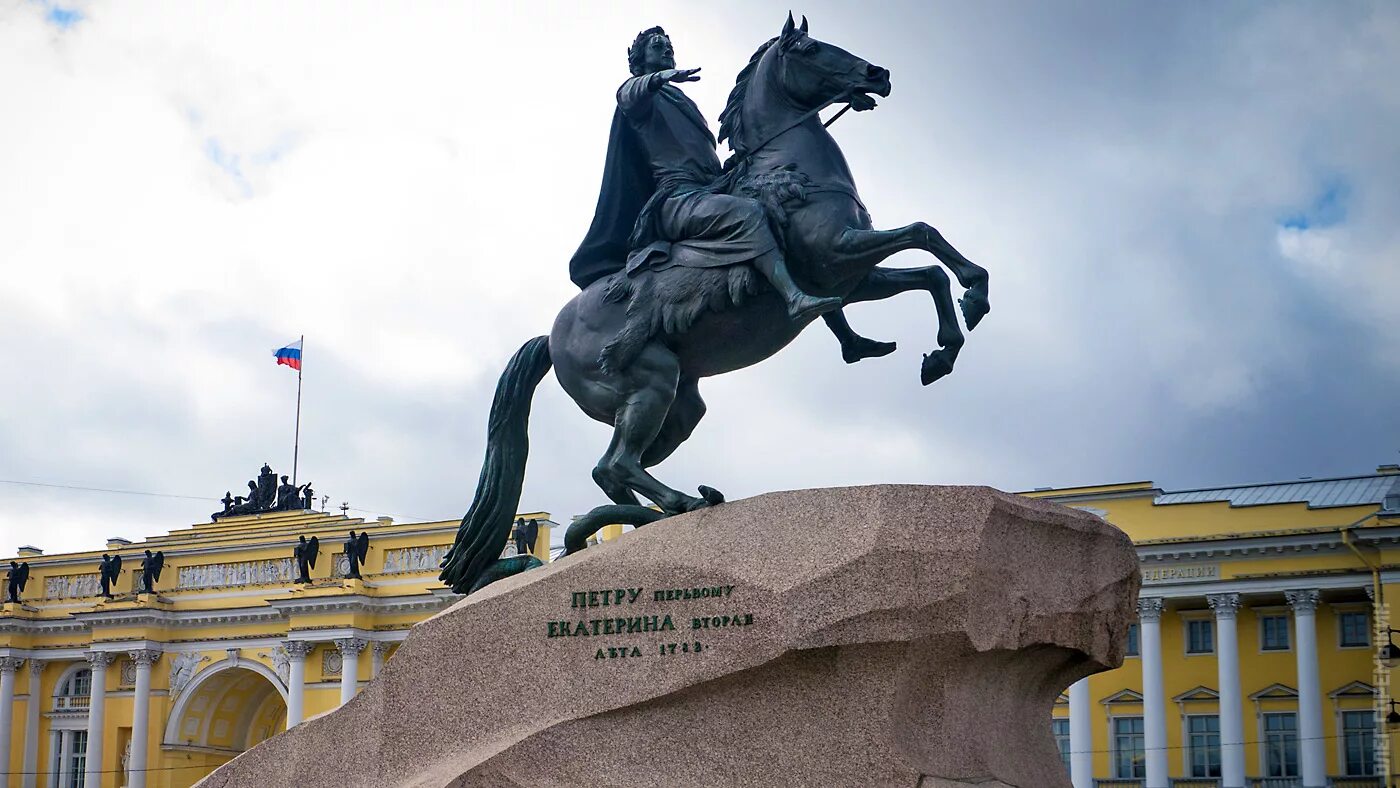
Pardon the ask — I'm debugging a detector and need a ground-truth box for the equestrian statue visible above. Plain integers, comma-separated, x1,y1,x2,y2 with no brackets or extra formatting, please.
441,15,990,594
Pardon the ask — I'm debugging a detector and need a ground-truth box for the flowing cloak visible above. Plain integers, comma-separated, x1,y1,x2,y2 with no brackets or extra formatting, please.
568,103,655,289
568,77,775,290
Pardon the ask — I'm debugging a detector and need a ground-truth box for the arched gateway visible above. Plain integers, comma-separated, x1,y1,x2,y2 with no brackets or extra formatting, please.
163,656,287,767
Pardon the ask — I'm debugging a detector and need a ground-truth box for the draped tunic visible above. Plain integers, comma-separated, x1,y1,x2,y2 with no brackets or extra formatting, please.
568,74,776,289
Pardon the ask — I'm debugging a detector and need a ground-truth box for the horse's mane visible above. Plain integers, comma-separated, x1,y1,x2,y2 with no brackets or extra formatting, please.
718,37,778,157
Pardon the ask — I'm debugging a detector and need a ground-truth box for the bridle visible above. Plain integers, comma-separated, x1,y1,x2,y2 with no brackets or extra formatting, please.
722,86,857,173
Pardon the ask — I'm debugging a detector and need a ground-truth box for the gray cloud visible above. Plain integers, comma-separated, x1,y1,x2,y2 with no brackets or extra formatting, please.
1,1,1397,555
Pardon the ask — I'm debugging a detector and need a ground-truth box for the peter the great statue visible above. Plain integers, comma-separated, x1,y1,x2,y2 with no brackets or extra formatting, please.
442,15,991,594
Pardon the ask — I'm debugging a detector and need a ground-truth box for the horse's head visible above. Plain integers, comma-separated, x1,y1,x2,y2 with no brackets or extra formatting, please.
772,13,890,112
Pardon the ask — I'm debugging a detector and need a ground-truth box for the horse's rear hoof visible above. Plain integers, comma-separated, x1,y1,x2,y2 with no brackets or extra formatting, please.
698,485,726,506
959,288,990,331
921,351,955,386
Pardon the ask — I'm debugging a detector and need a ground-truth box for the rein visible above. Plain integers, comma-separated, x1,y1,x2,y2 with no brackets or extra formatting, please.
722,87,854,173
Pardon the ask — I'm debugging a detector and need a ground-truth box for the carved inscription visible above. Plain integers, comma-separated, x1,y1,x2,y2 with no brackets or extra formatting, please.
547,583,754,661
1141,563,1219,585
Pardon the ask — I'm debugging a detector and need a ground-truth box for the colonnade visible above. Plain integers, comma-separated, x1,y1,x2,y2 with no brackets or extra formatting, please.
0,637,394,786
1066,589,1328,788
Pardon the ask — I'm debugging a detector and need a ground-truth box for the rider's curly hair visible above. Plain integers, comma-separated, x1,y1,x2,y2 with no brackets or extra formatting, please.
628,26,667,76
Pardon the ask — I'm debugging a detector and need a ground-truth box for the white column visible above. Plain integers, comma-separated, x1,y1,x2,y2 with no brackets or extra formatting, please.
126,649,161,788
1287,589,1325,788
83,651,115,788
1207,593,1245,788
1139,597,1168,788
0,656,21,782
1068,676,1092,788
22,659,41,788
371,641,390,679
56,730,70,788
334,638,367,706
284,641,312,727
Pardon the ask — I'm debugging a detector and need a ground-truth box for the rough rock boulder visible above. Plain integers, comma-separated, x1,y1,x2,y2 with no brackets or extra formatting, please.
197,485,1139,788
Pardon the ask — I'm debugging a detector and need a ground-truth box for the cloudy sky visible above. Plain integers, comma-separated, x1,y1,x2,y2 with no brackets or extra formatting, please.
2,0,1397,556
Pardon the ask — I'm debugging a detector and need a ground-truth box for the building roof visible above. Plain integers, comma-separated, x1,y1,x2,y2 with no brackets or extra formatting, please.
1154,473,1400,510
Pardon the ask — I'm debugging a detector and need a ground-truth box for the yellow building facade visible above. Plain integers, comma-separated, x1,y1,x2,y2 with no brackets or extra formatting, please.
0,508,553,788
1033,466,1400,788
5,467,1400,788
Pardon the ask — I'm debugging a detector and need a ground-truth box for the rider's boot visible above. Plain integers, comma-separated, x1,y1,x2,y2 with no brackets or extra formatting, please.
822,311,898,363
753,251,842,322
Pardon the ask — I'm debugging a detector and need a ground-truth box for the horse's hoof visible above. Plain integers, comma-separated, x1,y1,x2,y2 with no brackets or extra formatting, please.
921,350,955,386
698,485,726,505
959,287,990,331
841,338,897,364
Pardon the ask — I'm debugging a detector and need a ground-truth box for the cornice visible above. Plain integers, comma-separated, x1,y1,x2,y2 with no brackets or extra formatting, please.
1133,529,1395,562
5,520,523,570
265,592,455,617
3,591,454,639
1138,571,1370,600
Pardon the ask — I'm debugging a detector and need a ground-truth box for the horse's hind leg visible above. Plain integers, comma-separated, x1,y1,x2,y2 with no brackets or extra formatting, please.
593,343,710,515
844,265,964,385
641,376,706,468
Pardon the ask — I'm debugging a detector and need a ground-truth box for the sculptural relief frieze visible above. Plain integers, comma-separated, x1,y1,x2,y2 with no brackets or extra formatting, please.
177,558,297,590
44,573,100,599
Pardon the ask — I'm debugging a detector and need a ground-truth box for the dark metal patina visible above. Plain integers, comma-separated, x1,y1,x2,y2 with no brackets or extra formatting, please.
442,16,990,594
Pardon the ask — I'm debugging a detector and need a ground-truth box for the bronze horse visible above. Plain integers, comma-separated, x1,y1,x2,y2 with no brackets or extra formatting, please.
441,16,989,593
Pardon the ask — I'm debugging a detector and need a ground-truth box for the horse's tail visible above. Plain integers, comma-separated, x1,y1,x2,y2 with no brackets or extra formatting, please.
439,336,552,594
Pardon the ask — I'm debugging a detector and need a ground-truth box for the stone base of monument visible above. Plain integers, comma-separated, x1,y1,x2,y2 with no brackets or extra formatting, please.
197,485,1139,788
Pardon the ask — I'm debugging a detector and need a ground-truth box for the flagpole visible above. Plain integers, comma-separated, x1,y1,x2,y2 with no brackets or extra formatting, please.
292,334,303,487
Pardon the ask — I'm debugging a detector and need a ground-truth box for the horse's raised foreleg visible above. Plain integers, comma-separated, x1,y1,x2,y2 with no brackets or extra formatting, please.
833,224,990,330
593,342,713,515
843,264,965,385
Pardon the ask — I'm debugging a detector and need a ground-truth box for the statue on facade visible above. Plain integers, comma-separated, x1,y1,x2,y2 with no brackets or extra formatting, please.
520,518,539,556
440,16,990,595
212,464,309,519
512,518,528,557
275,475,302,511
98,553,123,598
293,535,320,584
5,561,29,603
256,463,278,508
139,549,165,594
344,530,370,580
302,483,315,510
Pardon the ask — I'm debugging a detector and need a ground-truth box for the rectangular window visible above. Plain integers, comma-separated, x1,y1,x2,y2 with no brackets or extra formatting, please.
1261,615,1290,651
1126,622,1139,656
1186,619,1214,654
68,730,88,788
1263,712,1299,777
1342,709,1376,776
1187,715,1221,777
1340,611,1370,647
1113,716,1146,779
1052,718,1070,772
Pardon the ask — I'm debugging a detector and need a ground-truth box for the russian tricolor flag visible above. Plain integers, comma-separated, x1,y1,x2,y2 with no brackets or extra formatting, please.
274,339,303,371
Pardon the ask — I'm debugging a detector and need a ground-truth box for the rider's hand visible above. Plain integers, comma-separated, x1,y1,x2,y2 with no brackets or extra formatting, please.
653,67,702,86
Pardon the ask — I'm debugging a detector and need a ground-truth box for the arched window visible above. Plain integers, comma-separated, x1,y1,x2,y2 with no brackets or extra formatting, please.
55,667,91,710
